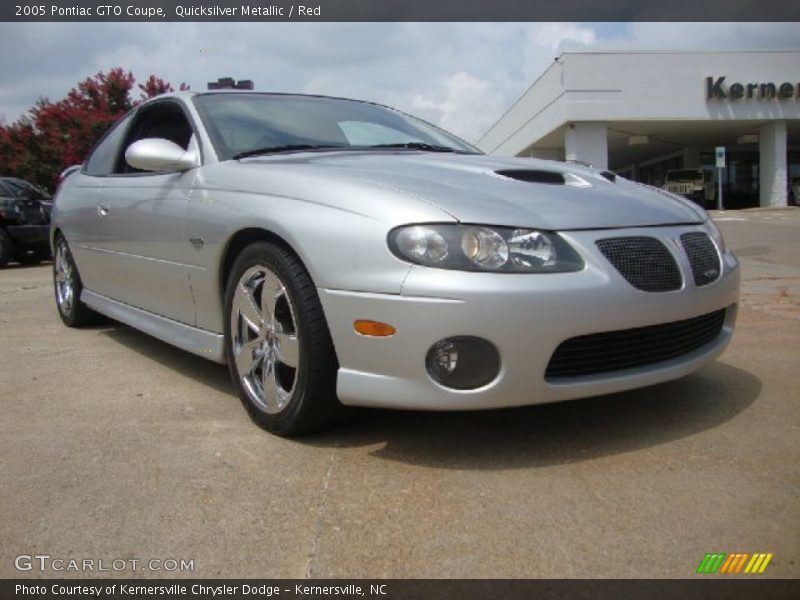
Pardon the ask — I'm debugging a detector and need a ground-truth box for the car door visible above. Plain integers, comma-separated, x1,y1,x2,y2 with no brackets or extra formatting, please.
60,113,134,291
91,100,199,325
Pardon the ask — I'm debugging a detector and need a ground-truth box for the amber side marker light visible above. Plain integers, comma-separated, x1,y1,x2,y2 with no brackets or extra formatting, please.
354,320,396,337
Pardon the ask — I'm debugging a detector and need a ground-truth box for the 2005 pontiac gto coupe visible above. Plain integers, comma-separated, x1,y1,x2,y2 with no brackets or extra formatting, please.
52,91,739,435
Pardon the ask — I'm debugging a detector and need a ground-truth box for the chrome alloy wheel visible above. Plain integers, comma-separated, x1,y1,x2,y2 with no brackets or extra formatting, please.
54,240,75,315
231,265,300,414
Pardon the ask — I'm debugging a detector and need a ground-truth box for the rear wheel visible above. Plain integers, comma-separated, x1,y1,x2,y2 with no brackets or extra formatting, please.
53,234,100,326
224,241,342,435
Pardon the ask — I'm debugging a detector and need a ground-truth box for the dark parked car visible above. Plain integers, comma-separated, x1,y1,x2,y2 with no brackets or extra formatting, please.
0,177,52,267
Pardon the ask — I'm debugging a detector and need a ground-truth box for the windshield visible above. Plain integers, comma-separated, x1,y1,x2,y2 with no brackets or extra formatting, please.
192,93,480,160
2,178,50,200
667,170,703,182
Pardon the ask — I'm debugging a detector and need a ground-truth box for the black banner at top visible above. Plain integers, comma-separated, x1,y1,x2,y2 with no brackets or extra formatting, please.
3,0,799,22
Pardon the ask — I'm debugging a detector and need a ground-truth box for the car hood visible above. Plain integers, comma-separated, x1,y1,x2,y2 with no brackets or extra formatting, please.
239,151,705,230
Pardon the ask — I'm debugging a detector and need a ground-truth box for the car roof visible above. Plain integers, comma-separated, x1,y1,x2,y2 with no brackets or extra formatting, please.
141,89,390,110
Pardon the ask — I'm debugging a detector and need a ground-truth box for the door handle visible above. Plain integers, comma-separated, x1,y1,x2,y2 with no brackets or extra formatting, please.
97,202,110,217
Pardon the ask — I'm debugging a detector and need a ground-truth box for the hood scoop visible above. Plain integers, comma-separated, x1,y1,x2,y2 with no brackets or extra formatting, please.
495,169,594,188
496,169,565,185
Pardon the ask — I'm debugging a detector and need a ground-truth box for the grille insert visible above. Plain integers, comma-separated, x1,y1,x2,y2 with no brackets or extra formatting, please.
596,237,682,292
545,309,727,379
681,232,721,286
17,200,47,225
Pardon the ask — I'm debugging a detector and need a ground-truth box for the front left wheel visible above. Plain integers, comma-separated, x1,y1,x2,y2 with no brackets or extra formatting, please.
224,241,343,436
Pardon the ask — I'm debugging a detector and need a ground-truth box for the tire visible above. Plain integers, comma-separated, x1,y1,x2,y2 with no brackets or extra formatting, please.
53,233,101,327
224,241,343,436
0,229,12,268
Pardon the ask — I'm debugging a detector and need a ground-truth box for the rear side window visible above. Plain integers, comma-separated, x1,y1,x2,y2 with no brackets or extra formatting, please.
85,114,133,176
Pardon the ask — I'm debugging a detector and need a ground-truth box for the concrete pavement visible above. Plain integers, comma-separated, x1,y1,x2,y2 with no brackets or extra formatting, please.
1,208,798,579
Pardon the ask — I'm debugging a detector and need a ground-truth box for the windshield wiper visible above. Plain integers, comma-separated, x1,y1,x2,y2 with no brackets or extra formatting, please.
233,142,478,159
233,144,347,159
367,142,472,154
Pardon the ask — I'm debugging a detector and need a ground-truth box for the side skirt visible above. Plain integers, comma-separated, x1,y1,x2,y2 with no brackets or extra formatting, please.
81,289,226,364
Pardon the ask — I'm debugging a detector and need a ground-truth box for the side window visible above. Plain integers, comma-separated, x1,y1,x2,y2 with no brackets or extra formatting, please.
85,113,133,176
115,102,194,174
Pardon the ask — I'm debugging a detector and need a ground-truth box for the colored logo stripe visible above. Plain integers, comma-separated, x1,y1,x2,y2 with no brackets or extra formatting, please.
719,553,749,573
697,553,726,573
744,553,773,574
697,552,773,574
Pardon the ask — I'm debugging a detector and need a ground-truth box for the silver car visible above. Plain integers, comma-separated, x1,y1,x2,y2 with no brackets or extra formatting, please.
52,91,739,435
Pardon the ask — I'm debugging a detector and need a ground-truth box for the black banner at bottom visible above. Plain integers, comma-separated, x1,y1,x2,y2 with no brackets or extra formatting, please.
3,579,799,600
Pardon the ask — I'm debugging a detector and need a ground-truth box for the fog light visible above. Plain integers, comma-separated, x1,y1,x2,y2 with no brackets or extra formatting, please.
425,336,500,390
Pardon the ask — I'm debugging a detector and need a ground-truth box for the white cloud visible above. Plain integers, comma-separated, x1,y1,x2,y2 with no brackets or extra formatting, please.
410,71,508,141
521,23,597,81
532,23,596,50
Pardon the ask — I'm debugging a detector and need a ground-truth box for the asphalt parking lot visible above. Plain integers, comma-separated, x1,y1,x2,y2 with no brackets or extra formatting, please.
1,208,798,579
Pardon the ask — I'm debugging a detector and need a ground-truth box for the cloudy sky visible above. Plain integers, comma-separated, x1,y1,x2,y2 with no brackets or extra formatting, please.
0,22,798,142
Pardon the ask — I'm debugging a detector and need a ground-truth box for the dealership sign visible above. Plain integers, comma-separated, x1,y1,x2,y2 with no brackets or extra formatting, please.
706,76,799,100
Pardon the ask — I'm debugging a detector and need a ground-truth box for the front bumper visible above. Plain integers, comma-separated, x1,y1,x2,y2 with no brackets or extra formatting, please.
6,224,50,247
319,224,740,410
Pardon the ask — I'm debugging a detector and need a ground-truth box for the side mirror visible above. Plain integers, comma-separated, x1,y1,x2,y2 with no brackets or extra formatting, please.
125,138,199,172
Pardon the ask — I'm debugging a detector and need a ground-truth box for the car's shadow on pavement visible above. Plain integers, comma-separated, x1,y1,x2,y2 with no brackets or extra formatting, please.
99,322,761,470
306,361,761,470
99,324,233,395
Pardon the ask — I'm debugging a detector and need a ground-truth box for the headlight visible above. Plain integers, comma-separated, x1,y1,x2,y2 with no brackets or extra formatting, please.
705,218,726,253
389,224,584,273
393,226,449,263
461,227,508,269
6,203,25,224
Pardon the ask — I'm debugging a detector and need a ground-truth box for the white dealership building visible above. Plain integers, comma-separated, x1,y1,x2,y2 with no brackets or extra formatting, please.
477,50,800,208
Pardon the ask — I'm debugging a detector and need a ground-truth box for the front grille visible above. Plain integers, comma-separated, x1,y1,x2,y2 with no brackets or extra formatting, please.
545,309,727,379
665,183,695,195
681,232,721,286
596,237,682,292
20,201,47,225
